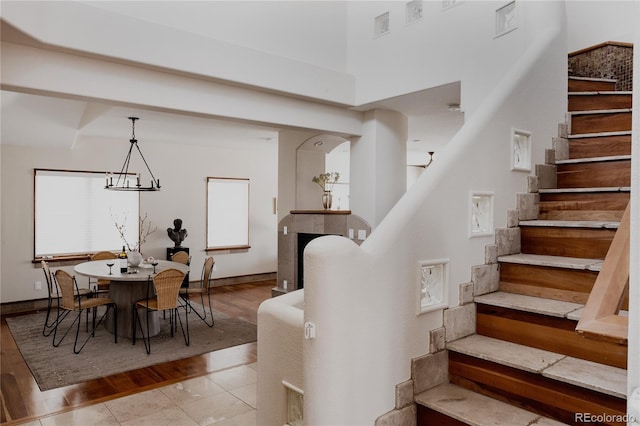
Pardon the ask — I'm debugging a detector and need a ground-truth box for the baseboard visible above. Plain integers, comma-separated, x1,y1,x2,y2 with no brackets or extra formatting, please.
1,298,49,316
210,272,276,287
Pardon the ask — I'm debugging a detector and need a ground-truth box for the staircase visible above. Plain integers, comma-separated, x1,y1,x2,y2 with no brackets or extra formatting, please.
414,70,631,422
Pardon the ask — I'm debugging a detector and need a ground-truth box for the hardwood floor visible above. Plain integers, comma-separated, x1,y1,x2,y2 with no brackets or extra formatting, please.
0,280,274,425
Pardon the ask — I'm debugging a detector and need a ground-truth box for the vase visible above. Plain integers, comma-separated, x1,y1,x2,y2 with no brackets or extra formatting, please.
322,190,333,210
128,250,143,267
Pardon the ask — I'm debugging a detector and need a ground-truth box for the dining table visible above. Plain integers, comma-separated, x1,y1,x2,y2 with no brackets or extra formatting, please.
74,259,190,339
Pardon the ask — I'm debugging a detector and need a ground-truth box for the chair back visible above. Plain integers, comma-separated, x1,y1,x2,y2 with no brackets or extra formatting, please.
54,270,78,310
171,251,190,265
92,251,117,260
152,268,186,310
41,260,55,296
201,257,215,289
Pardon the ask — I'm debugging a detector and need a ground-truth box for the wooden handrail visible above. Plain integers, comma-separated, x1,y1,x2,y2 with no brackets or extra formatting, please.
576,202,630,344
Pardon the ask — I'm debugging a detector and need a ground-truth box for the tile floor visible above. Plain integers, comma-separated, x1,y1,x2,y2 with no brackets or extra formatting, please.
22,364,257,426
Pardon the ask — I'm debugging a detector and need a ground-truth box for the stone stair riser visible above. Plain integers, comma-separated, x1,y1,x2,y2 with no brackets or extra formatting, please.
476,304,627,369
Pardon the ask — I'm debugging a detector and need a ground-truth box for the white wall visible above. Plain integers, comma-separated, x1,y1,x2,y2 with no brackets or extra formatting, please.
566,1,638,52
0,1,355,106
350,109,408,227
83,1,349,73
256,289,304,426
302,2,568,422
0,137,278,303
346,1,528,116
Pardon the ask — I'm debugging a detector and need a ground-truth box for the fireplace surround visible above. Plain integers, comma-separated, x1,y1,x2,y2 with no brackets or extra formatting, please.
274,210,371,296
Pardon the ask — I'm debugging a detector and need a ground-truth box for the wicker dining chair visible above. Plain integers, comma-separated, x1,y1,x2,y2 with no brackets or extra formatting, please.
90,251,118,297
132,268,189,354
170,250,191,288
179,256,215,327
52,270,117,354
171,250,191,265
41,260,92,337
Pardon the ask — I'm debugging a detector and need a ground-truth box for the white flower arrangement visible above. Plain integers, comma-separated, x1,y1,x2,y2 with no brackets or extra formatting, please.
113,212,158,252
312,172,340,192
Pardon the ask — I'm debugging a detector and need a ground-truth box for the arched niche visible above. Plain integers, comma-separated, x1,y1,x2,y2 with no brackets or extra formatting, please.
296,134,350,210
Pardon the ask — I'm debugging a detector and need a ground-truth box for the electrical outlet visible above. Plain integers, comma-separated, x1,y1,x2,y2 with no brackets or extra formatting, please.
212,264,217,271
283,226,288,235
283,280,288,290
34,281,42,291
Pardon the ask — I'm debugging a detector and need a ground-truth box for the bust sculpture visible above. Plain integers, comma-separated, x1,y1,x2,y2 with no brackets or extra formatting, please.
167,218,188,247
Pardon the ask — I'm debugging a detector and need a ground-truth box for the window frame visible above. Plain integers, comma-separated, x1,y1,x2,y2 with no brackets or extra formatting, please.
33,168,139,262
206,176,251,251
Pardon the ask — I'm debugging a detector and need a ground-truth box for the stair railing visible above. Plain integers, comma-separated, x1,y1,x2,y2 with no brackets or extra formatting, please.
576,202,630,344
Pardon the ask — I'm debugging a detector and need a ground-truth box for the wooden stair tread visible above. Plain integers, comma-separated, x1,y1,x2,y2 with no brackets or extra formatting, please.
447,335,627,398
474,291,583,318
415,382,567,426
519,219,619,229
498,253,602,271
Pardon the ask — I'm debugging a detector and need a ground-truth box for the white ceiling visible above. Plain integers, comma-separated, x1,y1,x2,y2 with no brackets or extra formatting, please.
0,83,462,153
0,90,280,149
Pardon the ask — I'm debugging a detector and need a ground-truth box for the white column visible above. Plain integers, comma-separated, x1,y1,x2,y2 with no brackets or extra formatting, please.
350,109,408,228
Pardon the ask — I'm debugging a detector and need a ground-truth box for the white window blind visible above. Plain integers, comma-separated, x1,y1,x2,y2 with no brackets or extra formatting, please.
35,169,139,257
207,177,250,250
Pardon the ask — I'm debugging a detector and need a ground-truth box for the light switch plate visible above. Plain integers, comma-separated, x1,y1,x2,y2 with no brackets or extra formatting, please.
357,229,367,240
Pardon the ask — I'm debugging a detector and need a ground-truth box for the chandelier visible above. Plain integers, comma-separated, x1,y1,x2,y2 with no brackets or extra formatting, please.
418,151,435,169
105,117,161,191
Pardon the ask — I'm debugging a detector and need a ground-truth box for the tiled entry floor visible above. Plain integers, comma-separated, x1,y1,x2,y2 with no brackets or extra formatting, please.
22,364,257,426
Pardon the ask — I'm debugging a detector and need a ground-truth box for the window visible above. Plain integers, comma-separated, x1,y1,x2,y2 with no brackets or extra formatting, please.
206,177,250,250
34,169,139,258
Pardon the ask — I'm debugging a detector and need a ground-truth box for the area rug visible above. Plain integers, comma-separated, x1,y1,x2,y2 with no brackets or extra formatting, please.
6,307,257,391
